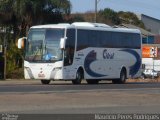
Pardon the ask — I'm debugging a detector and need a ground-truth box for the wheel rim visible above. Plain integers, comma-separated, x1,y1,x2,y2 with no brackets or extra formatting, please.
76,71,81,83
121,73,125,81
121,71,126,83
72,70,82,84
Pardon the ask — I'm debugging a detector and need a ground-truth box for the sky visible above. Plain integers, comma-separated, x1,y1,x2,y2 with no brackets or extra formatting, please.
69,0,160,20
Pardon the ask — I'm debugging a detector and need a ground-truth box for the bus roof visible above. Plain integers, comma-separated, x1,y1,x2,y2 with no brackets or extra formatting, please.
30,22,141,34
30,24,71,29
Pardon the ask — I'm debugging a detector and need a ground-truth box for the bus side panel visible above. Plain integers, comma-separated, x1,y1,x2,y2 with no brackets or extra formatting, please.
74,48,141,80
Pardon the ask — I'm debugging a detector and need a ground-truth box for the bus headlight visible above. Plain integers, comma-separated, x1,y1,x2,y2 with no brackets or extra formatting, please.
53,67,62,71
25,67,34,79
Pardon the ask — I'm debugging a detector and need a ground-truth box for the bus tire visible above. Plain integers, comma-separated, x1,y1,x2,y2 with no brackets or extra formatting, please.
72,69,83,85
112,69,126,84
86,79,99,84
41,80,51,85
119,69,126,84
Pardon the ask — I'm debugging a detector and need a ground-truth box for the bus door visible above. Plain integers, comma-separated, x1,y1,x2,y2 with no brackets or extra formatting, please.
63,29,76,79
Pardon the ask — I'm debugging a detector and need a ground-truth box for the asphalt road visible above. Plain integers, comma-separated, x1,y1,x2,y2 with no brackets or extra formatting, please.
0,80,160,115
0,81,160,93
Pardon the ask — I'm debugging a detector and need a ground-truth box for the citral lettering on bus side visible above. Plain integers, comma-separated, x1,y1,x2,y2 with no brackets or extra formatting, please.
103,49,115,59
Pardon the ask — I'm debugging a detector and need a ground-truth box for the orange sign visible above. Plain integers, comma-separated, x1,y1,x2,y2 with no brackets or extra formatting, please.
142,46,157,58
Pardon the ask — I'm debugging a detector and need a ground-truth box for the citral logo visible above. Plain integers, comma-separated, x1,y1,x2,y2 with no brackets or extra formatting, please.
103,49,115,59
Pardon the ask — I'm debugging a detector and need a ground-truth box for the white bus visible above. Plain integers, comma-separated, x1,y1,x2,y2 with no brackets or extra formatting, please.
18,22,142,84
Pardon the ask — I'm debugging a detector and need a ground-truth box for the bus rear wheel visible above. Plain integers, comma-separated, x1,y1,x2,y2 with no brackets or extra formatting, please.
72,69,83,85
119,69,126,84
112,69,126,84
41,80,51,85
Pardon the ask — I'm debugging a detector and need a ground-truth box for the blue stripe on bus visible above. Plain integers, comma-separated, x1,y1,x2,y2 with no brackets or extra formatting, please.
120,49,141,77
84,50,106,77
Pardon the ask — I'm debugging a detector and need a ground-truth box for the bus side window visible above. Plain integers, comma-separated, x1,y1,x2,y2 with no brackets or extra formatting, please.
64,29,75,66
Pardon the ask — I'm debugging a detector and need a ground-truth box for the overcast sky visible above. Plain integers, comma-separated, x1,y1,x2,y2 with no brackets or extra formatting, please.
70,0,160,20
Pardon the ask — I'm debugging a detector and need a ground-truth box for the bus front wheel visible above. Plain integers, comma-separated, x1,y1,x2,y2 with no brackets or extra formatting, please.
41,80,51,85
72,69,83,85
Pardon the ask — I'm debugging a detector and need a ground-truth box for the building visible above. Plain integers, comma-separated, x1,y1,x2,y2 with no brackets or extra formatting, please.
119,24,155,44
139,14,160,35
119,24,160,59
119,23,160,72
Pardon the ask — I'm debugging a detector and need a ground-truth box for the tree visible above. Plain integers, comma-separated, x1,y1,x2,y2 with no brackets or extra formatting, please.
65,13,85,23
99,8,121,25
0,0,71,44
0,0,71,38
51,0,71,14
118,11,145,28
0,0,71,78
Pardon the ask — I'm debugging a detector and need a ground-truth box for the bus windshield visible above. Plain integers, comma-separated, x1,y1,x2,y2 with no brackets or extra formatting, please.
25,28,64,62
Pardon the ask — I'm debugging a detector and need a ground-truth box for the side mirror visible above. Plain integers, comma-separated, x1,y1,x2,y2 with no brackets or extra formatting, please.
17,37,27,49
60,37,67,49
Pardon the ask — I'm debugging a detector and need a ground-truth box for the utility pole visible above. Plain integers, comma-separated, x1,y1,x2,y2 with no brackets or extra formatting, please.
95,0,97,23
3,27,7,80
95,0,101,23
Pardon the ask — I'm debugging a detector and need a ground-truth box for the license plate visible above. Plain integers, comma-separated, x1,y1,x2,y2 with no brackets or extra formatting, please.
38,74,45,78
